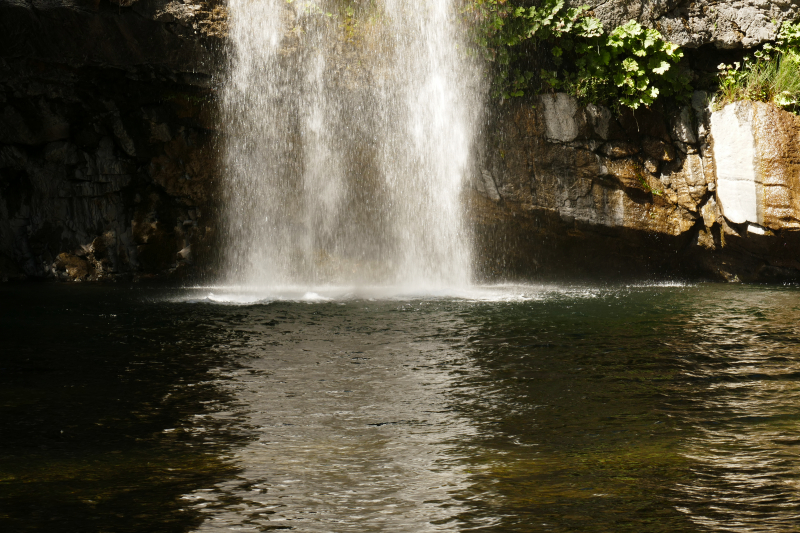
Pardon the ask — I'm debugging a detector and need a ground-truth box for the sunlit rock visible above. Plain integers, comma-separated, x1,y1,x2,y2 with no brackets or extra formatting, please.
599,141,640,159
751,102,800,230
572,0,798,49
585,103,613,140
671,107,698,145
710,102,759,225
711,101,800,230
659,152,710,212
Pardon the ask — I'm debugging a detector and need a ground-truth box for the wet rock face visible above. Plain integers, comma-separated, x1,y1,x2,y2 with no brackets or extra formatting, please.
0,0,225,281
474,93,800,282
571,0,800,49
0,69,220,281
481,94,709,235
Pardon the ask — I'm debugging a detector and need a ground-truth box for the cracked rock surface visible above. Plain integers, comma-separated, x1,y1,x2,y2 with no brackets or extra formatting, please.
572,0,800,49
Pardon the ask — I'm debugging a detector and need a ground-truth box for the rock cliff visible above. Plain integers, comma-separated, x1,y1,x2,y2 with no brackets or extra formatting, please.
0,0,225,281
469,0,800,282
472,93,800,282
1,0,799,282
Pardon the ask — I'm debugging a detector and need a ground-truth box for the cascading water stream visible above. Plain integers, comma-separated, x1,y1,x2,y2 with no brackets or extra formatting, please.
221,0,481,292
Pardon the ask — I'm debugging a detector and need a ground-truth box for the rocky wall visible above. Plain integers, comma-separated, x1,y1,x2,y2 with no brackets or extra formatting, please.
0,0,225,281
2,0,800,283
712,100,800,231
464,0,800,282
471,92,800,282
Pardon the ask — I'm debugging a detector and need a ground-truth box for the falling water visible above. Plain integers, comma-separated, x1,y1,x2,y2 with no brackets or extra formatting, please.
221,0,481,291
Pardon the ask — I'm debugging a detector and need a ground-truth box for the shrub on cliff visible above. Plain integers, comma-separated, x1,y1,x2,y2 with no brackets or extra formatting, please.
466,0,691,110
716,21,800,113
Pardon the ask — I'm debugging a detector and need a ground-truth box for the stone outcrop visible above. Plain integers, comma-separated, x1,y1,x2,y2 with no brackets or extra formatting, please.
472,91,800,282
712,101,800,231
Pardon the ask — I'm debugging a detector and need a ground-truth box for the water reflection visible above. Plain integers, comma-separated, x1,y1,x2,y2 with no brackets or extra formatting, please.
674,287,800,532
450,289,697,532
185,301,481,532
2,284,800,532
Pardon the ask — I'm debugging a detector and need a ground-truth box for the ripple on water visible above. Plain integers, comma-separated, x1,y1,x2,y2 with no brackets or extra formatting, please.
2,282,799,532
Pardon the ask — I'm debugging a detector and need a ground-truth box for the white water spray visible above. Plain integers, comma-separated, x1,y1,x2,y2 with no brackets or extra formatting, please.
222,0,481,291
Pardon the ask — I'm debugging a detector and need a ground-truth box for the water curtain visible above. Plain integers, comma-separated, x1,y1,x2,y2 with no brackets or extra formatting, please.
222,0,481,290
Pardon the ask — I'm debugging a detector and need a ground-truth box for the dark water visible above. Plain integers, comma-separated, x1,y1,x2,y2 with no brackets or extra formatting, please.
1,283,799,532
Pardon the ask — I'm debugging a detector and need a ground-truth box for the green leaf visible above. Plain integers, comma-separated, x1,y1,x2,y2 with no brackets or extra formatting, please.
576,16,604,38
623,58,639,72
652,60,671,74
620,20,643,37
608,34,624,48
664,43,680,57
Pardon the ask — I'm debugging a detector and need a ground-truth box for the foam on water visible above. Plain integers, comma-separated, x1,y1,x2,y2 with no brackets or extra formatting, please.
173,281,694,305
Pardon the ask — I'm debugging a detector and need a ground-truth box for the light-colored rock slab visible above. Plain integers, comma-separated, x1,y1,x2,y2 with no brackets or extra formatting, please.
541,93,579,143
711,101,800,230
586,104,612,140
672,107,698,144
710,102,759,225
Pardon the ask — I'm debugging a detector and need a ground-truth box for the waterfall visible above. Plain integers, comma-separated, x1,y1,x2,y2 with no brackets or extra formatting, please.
221,0,481,291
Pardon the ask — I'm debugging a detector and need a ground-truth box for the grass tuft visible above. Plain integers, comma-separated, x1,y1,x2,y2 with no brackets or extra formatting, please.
715,21,800,112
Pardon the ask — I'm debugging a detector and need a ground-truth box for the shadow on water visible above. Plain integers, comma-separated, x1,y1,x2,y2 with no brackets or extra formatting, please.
0,284,250,533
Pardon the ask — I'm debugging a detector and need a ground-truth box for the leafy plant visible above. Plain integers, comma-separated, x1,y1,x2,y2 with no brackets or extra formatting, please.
557,20,690,110
465,0,691,110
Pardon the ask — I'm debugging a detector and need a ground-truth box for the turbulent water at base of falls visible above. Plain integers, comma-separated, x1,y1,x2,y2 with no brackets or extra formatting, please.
221,0,482,290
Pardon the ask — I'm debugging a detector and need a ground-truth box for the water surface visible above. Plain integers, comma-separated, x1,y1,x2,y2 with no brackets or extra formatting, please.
2,283,799,532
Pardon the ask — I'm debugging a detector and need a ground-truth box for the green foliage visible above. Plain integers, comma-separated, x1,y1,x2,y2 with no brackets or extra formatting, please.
716,21,800,112
466,0,691,110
